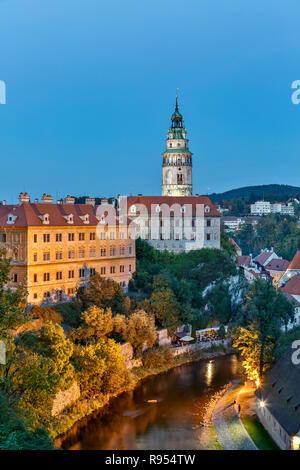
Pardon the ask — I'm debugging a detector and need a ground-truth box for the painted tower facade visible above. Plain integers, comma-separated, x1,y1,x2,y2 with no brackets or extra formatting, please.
162,96,193,196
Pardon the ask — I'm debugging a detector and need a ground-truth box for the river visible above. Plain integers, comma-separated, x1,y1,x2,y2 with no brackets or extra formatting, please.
59,354,240,450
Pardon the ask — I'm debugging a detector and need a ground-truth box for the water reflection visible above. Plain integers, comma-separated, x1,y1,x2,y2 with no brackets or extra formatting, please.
205,361,213,387
60,355,239,450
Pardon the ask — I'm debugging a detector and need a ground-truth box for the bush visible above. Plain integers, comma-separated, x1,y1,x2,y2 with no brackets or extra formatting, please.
30,306,62,324
218,324,226,339
142,346,173,370
54,301,82,328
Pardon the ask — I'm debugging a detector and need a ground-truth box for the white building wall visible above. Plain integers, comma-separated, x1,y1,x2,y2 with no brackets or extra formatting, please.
256,401,292,450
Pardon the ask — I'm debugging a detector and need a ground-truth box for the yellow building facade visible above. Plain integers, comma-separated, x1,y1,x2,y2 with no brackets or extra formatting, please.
0,195,135,305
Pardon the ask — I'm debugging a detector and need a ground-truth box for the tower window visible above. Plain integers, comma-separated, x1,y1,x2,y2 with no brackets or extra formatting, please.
177,173,183,184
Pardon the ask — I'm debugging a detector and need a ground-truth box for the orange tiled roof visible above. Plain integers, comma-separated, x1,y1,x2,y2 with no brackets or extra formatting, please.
0,203,128,227
281,274,300,295
288,251,300,270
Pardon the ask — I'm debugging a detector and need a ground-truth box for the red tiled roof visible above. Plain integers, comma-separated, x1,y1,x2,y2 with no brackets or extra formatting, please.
127,195,220,217
0,203,128,227
281,274,300,295
282,292,300,307
230,238,241,251
265,259,290,272
254,251,274,266
288,251,300,270
237,255,251,267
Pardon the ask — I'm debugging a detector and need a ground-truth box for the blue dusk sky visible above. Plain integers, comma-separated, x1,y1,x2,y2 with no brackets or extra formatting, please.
1,0,300,203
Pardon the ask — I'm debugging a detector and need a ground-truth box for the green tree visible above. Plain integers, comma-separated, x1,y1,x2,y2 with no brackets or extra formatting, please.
114,310,157,357
73,305,114,344
74,338,130,398
0,391,54,450
77,273,124,312
236,279,294,378
146,288,180,335
0,249,27,381
9,324,75,427
20,323,75,392
232,326,274,384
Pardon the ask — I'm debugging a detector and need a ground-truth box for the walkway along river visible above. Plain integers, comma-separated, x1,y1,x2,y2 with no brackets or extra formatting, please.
59,355,240,450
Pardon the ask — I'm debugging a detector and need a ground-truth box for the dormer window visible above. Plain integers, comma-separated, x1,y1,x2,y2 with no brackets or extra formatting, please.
181,205,186,213
204,205,210,213
155,205,161,213
130,205,136,214
39,214,49,224
80,214,89,224
64,214,74,224
7,213,18,225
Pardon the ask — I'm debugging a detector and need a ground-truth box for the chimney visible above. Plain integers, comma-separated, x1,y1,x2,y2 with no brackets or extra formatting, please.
2,200,6,206
19,192,30,203
101,197,108,205
63,195,75,204
41,193,53,203
34,198,38,203
85,197,95,206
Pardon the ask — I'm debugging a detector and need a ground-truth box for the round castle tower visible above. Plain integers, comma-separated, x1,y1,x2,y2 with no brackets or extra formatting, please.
162,96,193,196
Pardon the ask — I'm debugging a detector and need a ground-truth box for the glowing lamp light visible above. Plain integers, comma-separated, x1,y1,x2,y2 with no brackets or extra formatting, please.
256,378,260,388
259,400,265,408
292,436,300,450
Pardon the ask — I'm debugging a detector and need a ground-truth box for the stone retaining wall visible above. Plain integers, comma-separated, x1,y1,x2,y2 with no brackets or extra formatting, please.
171,339,229,357
51,381,81,417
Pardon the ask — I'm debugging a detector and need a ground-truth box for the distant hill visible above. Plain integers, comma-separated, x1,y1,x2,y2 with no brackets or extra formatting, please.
208,185,300,203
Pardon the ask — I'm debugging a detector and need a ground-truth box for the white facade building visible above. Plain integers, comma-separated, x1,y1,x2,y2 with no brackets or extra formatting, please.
251,200,295,216
250,201,271,215
126,196,220,253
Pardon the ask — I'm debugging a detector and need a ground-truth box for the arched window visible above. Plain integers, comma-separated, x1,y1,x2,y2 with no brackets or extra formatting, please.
177,173,183,184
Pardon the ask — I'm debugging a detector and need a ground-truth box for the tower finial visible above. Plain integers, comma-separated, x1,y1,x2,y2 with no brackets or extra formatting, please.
175,88,179,111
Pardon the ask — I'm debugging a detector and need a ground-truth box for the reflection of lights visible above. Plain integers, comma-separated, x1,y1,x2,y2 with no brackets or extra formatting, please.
231,355,238,375
205,361,214,386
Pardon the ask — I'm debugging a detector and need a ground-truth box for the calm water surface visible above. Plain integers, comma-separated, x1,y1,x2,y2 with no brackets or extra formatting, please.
60,355,239,450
